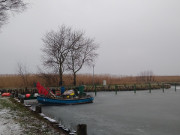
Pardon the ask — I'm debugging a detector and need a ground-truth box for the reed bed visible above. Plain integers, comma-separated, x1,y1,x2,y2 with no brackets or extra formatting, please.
0,74,180,88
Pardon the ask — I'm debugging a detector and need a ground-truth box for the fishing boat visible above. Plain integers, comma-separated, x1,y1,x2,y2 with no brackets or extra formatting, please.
37,95,94,105
36,82,94,105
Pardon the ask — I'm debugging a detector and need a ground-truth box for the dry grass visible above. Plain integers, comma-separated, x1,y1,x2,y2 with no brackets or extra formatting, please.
155,76,180,82
0,74,180,88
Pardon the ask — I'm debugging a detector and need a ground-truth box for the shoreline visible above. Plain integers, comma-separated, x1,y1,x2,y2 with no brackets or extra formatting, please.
0,97,68,135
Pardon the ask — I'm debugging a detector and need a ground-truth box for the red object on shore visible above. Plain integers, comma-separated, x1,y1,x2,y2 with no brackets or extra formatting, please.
2,93,11,97
25,94,31,98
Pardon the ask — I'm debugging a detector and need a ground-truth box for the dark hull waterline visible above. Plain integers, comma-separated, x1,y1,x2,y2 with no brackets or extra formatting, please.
37,96,94,105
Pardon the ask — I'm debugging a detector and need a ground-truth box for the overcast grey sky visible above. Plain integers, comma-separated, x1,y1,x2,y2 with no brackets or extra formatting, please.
0,0,180,75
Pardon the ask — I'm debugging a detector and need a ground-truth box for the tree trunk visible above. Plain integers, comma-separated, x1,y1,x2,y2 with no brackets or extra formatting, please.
59,66,63,86
73,72,77,86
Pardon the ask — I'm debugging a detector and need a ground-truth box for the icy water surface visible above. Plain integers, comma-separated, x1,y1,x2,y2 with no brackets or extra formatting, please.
42,86,180,135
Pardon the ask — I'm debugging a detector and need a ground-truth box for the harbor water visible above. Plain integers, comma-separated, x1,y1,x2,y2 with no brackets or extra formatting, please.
42,86,180,135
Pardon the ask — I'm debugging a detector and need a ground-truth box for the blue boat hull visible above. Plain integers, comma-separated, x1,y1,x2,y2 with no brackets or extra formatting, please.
37,96,94,105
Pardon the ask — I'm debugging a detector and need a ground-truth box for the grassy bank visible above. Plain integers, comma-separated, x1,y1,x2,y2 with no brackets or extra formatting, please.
0,97,66,135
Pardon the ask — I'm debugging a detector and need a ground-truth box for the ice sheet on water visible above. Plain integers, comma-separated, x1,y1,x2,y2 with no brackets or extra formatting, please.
40,113,56,122
44,117,56,122
40,113,45,117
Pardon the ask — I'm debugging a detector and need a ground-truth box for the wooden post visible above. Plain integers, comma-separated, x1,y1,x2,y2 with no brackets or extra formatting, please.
77,124,87,135
162,83,164,92
149,83,151,93
162,83,164,93
115,85,117,95
95,85,97,96
15,91,18,98
134,84,136,93
35,105,42,113
11,92,15,98
20,98,24,104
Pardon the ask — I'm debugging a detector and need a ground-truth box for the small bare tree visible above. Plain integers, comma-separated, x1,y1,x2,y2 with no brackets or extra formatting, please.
37,66,59,86
67,33,98,86
17,63,29,88
42,25,83,86
0,0,26,29
137,70,155,83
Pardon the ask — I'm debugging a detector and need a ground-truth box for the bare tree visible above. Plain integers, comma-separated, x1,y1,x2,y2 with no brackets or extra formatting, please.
0,0,26,29
37,66,59,86
67,33,98,86
137,70,155,83
42,25,83,86
17,62,29,88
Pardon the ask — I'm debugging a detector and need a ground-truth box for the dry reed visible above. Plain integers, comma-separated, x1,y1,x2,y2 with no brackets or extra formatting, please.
0,74,180,88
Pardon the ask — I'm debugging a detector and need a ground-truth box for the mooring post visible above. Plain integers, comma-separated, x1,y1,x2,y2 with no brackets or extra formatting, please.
115,85,117,95
15,91,18,98
162,83,164,92
162,83,164,93
149,83,151,93
20,98,24,104
134,84,136,93
35,105,42,113
77,124,87,135
175,83,176,92
95,85,97,96
11,91,15,98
